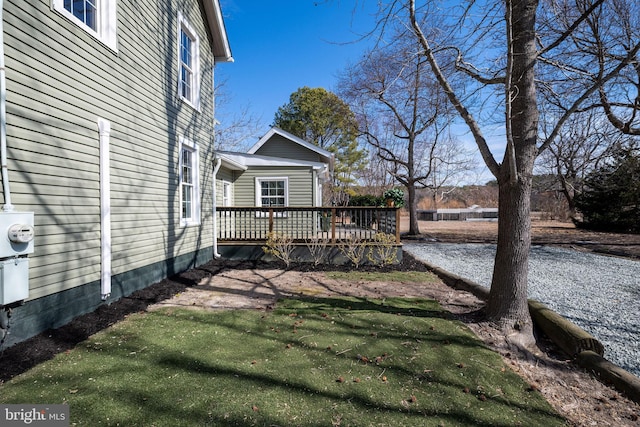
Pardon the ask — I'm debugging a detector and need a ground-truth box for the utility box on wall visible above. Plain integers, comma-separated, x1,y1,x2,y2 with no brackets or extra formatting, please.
0,257,30,305
0,211,35,305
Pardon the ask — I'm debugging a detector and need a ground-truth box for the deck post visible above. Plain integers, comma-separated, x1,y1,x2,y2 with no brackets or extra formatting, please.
395,208,401,244
269,208,274,234
331,208,336,243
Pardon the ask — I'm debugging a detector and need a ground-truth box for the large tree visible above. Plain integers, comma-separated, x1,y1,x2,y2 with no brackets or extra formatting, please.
273,87,367,204
339,37,473,235
370,0,640,347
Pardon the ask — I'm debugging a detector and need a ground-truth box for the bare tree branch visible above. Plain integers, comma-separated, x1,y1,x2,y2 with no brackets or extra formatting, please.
454,48,505,85
408,0,501,177
537,0,606,57
539,39,640,154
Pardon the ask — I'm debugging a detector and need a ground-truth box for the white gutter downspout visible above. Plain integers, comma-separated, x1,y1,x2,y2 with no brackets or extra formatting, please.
212,156,221,258
0,0,14,213
211,62,221,258
97,118,111,300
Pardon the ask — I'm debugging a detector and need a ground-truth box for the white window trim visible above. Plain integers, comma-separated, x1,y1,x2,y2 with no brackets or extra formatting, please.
52,0,118,52
179,136,200,227
177,12,201,111
255,177,289,217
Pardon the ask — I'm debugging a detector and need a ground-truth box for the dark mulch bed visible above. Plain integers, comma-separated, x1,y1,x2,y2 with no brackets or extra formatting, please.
0,254,428,383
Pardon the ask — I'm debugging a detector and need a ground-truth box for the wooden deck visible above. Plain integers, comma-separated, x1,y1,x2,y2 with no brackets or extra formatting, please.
216,206,400,244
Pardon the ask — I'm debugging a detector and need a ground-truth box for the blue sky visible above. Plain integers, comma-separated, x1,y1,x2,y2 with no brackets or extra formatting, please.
215,1,498,183
216,1,378,131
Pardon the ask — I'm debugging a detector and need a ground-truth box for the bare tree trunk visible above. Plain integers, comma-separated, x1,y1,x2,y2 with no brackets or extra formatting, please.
558,173,577,219
487,172,535,347
403,0,639,348
407,184,420,235
408,0,538,345
485,0,539,348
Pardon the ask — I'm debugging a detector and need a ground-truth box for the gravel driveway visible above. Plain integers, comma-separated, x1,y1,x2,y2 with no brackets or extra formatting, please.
403,242,640,377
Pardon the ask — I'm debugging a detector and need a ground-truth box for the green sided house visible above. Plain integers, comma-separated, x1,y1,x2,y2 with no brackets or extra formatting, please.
0,0,232,346
212,127,333,257
216,127,333,207
211,126,401,262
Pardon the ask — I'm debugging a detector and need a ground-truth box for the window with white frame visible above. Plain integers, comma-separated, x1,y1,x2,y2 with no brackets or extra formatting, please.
52,0,118,51
222,181,231,207
256,177,288,207
180,137,200,226
178,13,200,109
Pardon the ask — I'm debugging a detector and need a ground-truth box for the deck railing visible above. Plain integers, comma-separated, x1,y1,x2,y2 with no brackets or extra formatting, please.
216,206,400,244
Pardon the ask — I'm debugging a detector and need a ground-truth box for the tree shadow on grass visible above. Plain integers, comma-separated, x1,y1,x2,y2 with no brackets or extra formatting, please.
1,293,566,426
0,254,429,383
151,338,564,426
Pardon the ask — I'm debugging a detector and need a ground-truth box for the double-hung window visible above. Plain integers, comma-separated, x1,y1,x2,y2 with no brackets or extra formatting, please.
180,137,200,226
178,13,200,109
53,0,118,51
255,177,288,217
258,179,287,207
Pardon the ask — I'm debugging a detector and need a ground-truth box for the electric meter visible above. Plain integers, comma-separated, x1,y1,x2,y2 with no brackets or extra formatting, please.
8,224,35,243
0,212,35,258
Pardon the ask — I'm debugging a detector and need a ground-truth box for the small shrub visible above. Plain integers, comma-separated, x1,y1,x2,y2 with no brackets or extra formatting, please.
338,235,367,267
348,194,383,207
383,188,405,208
262,232,295,267
367,233,398,266
305,237,328,266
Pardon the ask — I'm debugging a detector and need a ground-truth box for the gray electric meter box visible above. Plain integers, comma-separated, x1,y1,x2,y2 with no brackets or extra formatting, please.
0,257,29,305
0,212,35,258
0,212,35,305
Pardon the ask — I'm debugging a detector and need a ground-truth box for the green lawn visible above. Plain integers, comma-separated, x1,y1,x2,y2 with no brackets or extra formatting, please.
0,297,566,426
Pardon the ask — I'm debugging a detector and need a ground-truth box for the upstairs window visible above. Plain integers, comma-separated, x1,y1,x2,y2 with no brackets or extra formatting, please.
65,0,97,30
180,31,193,99
178,13,200,109
53,0,118,51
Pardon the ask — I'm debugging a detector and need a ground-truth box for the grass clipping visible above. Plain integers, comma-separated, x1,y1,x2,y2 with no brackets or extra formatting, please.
0,298,565,426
